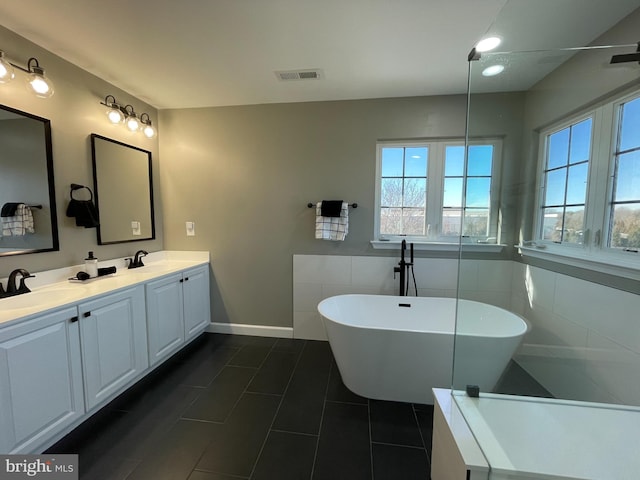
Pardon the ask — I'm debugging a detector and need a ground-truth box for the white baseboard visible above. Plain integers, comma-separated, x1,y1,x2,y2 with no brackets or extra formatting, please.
206,322,294,338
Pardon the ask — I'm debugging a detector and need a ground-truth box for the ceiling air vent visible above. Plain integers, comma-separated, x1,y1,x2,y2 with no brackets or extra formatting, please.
275,69,324,81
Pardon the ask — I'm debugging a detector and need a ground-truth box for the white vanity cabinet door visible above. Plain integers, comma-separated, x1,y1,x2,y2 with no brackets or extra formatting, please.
145,273,185,366
0,307,84,453
78,286,148,411
183,265,210,341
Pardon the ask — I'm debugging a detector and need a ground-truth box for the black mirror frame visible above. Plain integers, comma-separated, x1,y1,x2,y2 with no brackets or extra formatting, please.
90,133,156,245
0,104,59,257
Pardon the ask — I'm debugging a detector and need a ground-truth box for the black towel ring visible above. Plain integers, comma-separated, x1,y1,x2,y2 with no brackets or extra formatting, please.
70,184,94,201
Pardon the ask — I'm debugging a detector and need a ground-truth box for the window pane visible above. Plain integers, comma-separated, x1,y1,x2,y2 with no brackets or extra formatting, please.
468,145,493,176
614,150,640,202
403,178,426,207
466,178,490,208
541,208,563,242
380,207,402,234
443,178,463,208
610,203,640,249
402,208,426,235
381,148,404,176
405,148,428,176
381,178,402,207
545,169,567,206
548,128,570,169
563,206,585,244
569,118,592,164
463,209,489,236
619,97,640,152
442,208,462,236
566,163,588,205
445,146,464,176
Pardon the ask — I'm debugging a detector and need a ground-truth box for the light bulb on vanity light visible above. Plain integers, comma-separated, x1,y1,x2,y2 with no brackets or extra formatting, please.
140,113,156,138
124,105,141,132
101,95,125,124
26,58,53,98
0,50,15,83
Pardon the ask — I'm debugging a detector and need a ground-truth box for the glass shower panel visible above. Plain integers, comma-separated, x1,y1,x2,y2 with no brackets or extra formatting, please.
452,43,640,410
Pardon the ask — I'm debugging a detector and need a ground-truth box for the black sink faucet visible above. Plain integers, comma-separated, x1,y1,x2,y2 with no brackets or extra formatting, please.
128,250,149,269
5,269,35,296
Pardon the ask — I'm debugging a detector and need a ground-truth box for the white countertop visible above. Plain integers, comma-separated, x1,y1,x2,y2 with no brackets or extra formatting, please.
0,251,209,327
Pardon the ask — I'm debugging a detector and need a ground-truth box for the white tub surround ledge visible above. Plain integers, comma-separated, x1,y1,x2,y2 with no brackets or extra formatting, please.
0,250,209,326
434,389,640,480
431,388,489,480
371,240,506,253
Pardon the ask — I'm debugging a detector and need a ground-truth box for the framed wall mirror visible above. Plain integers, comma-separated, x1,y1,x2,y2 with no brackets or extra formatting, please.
91,134,155,245
0,104,59,257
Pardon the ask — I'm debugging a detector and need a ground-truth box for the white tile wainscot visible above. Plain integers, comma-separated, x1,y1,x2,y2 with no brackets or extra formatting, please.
510,262,640,405
293,254,513,340
294,254,640,406
0,251,210,454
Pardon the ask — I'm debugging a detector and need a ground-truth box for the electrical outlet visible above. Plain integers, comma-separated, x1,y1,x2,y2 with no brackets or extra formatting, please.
186,221,195,236
131,221,141,235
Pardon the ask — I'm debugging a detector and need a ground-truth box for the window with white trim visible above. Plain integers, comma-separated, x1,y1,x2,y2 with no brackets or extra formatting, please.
536,89,640,257
375,139,502,242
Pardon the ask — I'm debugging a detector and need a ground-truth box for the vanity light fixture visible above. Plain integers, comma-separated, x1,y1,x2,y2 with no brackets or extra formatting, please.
100,95,157,138
0,49,54,97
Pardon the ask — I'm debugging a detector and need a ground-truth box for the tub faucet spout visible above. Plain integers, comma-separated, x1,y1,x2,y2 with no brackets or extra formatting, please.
394,240,408,296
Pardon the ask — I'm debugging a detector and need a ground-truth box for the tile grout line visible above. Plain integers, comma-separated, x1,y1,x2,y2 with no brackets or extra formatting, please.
371,440,427,451
411,403,433,465
247,339,307,480
309,349,335,480
182,335,272,480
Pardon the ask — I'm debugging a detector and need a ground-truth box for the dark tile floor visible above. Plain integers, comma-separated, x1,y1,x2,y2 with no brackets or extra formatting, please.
47,334,435,480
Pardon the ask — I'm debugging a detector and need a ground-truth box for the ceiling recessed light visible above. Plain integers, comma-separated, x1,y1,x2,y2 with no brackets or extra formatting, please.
482,64,505,77
476,36,501,53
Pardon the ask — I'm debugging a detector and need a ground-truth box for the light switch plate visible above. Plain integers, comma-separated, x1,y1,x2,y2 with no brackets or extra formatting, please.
131,221,141,236
186,221,195,236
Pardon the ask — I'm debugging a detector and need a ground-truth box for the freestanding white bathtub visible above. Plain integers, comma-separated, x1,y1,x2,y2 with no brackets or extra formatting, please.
318,294,528,404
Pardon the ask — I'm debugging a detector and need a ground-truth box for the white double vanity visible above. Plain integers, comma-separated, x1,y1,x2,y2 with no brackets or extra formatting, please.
0,251,211,454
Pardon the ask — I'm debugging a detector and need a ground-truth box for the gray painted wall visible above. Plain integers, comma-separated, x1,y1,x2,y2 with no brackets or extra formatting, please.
0,24,162,277
159,94,525,327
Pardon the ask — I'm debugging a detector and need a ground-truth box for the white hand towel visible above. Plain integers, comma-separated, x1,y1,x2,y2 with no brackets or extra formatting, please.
1,204,35,236
315,201,349,241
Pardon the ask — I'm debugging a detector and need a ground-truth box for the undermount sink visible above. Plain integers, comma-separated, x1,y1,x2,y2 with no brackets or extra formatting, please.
0,287,79,311
131,263,187,274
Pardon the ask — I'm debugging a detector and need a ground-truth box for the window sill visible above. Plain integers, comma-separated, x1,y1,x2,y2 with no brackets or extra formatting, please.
371,240,505,253
516,245,640,280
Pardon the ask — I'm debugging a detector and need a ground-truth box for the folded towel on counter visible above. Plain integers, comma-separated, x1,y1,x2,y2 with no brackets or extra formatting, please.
1,204,35,236
320,200,343,217
1,203,21,217
315,201,349,241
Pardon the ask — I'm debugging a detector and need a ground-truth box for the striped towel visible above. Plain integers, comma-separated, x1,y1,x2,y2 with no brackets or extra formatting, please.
1,204,35,236
315,201,349,241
